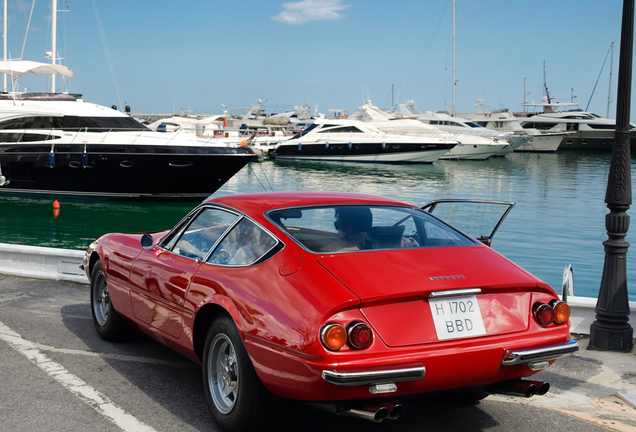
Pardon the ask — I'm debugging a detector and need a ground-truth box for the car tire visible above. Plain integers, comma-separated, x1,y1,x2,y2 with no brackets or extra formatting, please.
203,315,276,432
90,260,128,341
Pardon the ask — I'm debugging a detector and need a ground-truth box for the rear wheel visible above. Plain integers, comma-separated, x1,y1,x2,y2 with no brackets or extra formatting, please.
203,315,275,432
90,260,127,341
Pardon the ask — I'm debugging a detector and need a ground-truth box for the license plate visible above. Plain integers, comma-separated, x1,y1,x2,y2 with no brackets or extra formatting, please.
428,295,486,340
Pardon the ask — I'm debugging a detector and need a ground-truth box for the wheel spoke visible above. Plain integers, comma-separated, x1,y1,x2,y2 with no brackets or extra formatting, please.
208,333,240,414
92,272,111,326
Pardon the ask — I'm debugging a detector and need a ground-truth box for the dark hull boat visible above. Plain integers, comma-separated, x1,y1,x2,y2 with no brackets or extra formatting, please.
0,63,255,200
0,141,255,200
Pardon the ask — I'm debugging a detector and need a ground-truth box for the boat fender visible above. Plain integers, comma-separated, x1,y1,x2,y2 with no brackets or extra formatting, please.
82,152,89,168
240,140,249,147
348,142,352,150
48,150,56,168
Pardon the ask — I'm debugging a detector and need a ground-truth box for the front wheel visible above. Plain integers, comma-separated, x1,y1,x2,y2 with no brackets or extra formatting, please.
90,260,128,341
203,315,275,432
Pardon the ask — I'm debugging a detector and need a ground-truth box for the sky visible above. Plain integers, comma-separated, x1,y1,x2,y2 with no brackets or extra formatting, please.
3,0,633,119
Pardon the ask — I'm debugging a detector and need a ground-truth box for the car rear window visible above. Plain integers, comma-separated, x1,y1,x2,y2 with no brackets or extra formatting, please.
269,205,475,253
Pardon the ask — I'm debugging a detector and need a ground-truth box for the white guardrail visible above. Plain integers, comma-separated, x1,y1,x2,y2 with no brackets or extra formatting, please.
1,243,635,335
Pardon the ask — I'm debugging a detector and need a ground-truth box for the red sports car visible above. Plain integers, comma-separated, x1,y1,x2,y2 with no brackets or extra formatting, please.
83,191,578,431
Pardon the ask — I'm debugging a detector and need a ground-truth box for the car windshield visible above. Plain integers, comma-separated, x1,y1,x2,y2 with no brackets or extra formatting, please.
268,205,476,253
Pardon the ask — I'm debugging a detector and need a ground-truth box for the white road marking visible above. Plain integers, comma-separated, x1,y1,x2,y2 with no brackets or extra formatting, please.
0,320,157,432
32,341,198,369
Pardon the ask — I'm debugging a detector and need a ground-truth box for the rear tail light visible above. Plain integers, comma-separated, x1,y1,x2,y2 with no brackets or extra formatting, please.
550,299,571,324
533,303,555,327
320,321,375,351
348,322,374,349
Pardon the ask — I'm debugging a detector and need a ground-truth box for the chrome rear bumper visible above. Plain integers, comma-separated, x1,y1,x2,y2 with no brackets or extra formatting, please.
502,339,579,366
321,339,578,388
322,365,426,387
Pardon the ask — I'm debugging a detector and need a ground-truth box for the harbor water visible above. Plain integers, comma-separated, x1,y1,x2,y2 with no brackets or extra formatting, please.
0,150,634,301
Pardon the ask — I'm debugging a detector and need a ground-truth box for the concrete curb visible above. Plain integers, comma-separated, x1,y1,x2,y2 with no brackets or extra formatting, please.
0,242,87,284
567,295,636,335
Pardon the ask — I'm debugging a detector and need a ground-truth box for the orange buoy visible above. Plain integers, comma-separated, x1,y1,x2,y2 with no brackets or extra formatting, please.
240,140,249,147
53,200,60,209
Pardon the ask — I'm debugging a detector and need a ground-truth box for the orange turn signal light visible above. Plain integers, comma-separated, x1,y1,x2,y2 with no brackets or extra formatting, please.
321,323,347,351
550,300,571,324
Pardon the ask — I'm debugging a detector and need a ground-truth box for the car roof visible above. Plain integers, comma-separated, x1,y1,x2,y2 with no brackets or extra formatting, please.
207,191,409,215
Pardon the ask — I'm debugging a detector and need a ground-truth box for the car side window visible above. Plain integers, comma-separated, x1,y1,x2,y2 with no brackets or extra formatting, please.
171,208,239,260
208,218,277,266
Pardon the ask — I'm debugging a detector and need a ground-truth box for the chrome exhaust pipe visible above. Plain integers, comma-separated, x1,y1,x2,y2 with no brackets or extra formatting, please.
380,403,404,420
340,406,388,423
305,402,389,423
487,379,548,398
522,380,550,395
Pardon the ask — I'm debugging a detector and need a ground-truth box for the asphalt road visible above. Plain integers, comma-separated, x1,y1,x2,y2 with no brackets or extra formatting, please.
0,274,632,432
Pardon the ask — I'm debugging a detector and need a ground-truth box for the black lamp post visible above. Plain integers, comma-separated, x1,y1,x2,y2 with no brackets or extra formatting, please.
589,0,634,352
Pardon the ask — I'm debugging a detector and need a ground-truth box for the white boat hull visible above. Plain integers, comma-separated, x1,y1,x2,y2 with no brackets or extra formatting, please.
515,133,563,152
439,142,509,160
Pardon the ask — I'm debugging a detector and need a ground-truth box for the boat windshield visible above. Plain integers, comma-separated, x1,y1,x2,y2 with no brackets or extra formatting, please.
268,205,476,253
290,123,318,139
465,121,486,128
0,115,149,131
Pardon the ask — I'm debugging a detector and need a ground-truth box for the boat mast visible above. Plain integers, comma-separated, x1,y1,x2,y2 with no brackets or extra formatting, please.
50,0,57,91
543,60,551,103
523,77,527,114
608,41,615,118
452,0,456,116
3,0,6,90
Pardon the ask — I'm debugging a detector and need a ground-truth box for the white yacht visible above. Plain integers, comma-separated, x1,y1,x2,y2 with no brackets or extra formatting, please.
146,109,292,159
271,117,457,163
0,61,254,199
460,100,565,152
393,101,512,159
518,97,636,150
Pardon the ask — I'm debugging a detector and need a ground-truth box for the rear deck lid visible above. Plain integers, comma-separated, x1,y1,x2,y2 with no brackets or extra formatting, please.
318,246,540,346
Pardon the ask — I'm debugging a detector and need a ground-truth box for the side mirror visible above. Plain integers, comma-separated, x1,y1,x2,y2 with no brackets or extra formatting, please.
140,233,154,249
